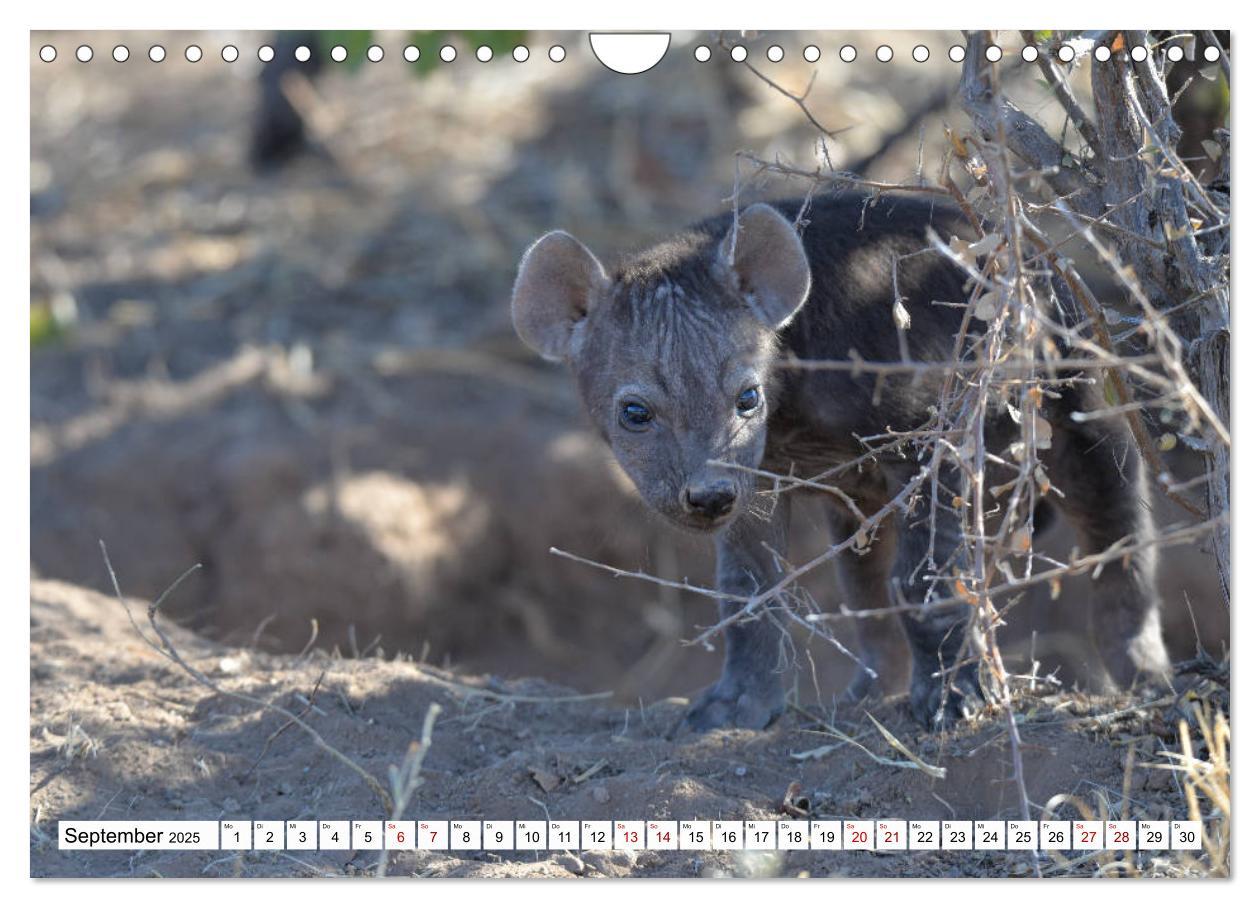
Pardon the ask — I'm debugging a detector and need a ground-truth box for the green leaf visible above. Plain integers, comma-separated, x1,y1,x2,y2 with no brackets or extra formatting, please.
31,303,62,348
319,30,374,71
404,30,529,74
1102,372,1121,407
407,31,447,75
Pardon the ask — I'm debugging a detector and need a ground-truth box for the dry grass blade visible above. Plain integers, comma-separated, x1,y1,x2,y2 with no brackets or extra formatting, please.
789,705,945,779
1152,705,1230,876
864,711,948,779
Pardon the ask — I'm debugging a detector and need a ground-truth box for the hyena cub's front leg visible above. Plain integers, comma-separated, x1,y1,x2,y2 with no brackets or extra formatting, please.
684,499,792,732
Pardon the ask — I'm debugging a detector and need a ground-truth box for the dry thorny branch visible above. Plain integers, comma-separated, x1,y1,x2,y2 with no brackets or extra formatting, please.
551,30,1229,833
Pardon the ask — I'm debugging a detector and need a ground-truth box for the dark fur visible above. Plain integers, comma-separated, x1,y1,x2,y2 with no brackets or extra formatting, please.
512,191,1171,731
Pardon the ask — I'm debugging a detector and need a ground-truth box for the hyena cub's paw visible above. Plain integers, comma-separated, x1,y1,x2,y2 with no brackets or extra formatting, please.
684,678,785,732
909,662,983,730
841,666,885,704
1100,635,1173,694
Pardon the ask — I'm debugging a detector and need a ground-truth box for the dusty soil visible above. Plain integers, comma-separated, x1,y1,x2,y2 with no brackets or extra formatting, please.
31,578,1226,878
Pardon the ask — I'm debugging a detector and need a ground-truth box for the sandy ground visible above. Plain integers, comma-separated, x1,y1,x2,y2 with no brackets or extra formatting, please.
31,578,1226,878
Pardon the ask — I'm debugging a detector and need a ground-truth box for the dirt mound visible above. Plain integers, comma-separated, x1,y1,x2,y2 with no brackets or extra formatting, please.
31,353,733,697
30,579,1225,878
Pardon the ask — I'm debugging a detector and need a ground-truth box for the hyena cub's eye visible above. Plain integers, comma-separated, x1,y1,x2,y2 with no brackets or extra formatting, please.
736,386,761,416
619,399,654,431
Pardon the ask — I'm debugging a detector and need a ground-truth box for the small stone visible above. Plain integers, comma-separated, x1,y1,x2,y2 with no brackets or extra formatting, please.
529,766,563,793
591,785,611,804
218,655,246,674
556,853,584,875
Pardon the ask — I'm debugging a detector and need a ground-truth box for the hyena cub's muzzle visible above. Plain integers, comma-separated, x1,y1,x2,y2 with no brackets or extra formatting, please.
680,477,738,521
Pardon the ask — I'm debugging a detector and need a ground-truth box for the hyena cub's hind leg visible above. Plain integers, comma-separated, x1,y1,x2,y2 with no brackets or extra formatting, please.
1044,392,1172,690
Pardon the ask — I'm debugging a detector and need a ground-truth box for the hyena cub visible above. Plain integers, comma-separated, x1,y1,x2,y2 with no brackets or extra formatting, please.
511,192,1171,731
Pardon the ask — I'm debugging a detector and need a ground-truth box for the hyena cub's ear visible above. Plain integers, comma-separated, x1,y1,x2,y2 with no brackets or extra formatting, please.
511,231,609,361
721,203,812,329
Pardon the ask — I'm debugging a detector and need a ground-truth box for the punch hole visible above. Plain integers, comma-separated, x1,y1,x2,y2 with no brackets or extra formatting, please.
1057,45,1075,63
803,45,820,63
76,45,93,63
258,45,274,62
295,45,311,62
367,45,384,62
1203,45,1221,62
221,45,239,63
548,45,566,63
39,45,57,62
875,45,893,62
912,45,929,63
948,45,966,62
1021,45,1038,62
730,45,747,62
512,45,529,62
985,45,1002,62
839,45,857,62
185,45,203,63
1130,45,1149,63
1166,45,1185,63
1094,45,1112,62
403,45,420,63
766,45,784,63
694,46,711,62
150,45,167,62
330,45,348,63
440,45,457,62
112,45,129,63
589,33,667,73
476,45,493,62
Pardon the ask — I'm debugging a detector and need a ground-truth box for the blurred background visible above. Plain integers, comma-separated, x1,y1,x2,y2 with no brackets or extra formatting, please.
30,30,1228,709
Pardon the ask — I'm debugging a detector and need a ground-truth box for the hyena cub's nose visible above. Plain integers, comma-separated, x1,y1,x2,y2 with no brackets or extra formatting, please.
682,481,737,519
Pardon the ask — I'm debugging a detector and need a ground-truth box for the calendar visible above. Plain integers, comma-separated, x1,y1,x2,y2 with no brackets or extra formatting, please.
28,18,1231,884
58,819,1206,852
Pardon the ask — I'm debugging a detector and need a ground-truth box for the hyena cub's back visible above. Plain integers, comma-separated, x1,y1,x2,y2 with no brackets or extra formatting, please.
511,191,1170,732
743,193,977,439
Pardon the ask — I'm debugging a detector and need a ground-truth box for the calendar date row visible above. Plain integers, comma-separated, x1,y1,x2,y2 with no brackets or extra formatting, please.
59,819,1204,852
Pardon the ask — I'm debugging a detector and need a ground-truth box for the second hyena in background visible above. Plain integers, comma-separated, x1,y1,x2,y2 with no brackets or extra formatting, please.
511,192,1170,731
